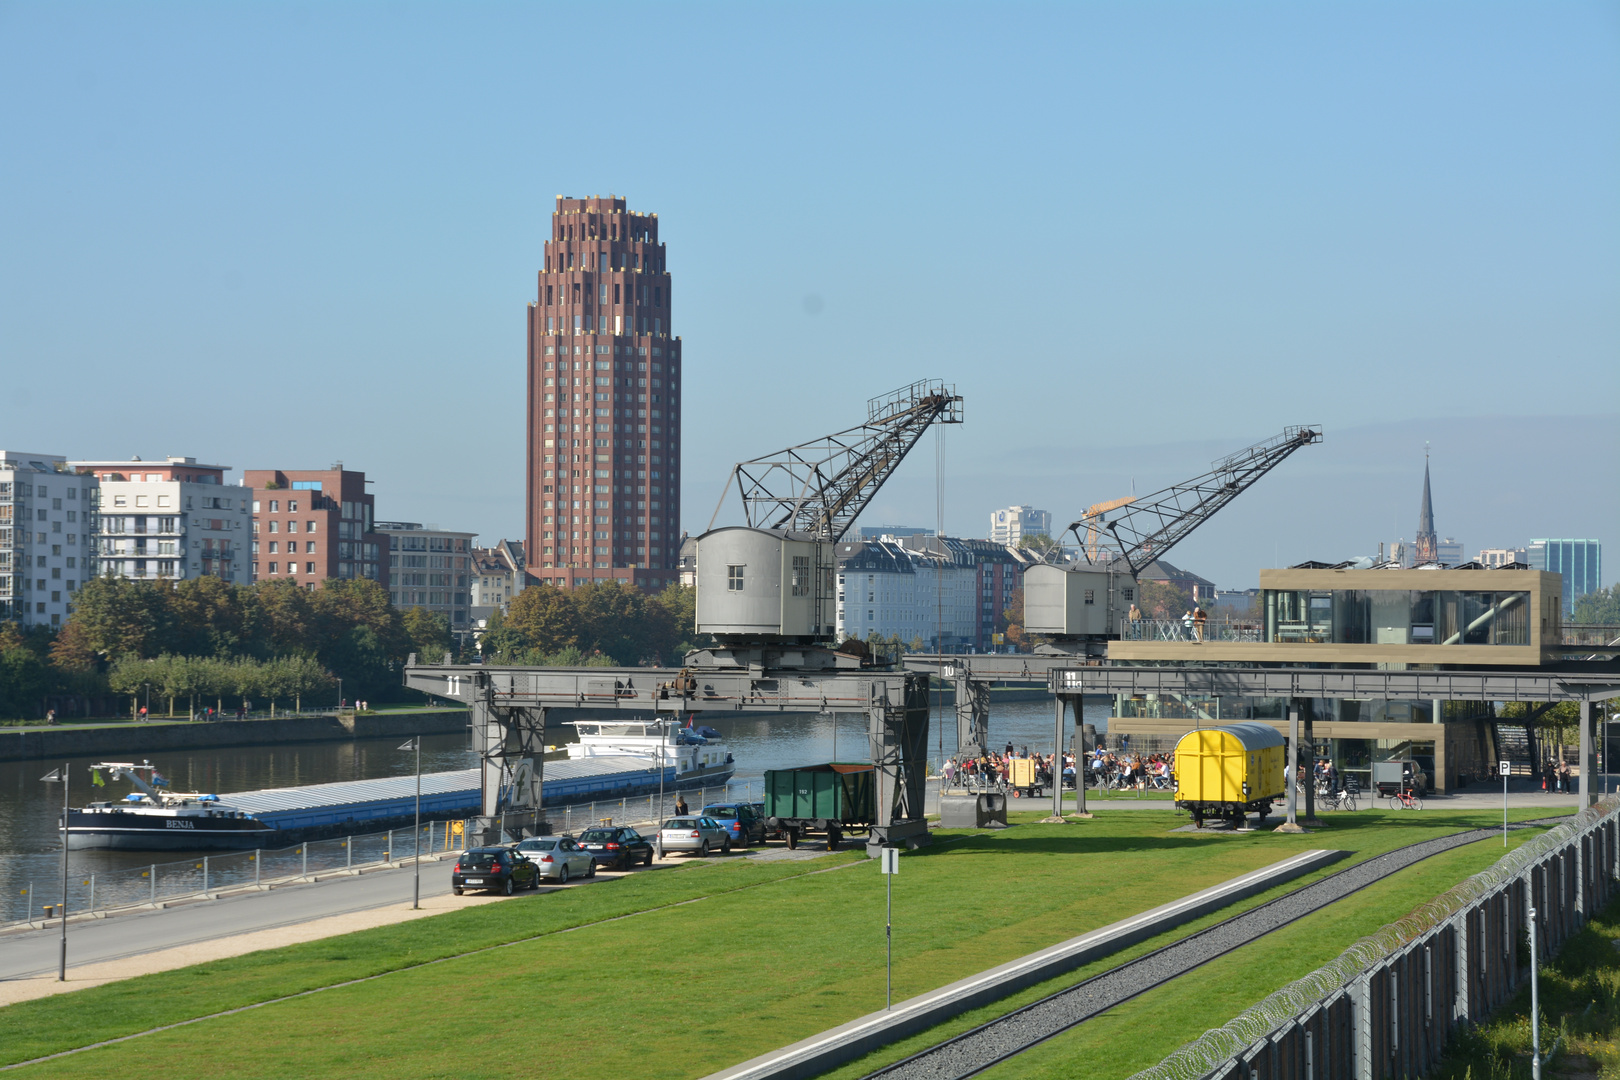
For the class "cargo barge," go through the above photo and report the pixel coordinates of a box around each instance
[66,726,736,851]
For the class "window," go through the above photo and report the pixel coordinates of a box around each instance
[727,565,744,592]
[791,555,810,597]
[307,521,318,533]
[1084,589,1095,605]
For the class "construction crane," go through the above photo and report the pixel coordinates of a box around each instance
[1066,425,1322,576]
[693,379,963,663]
[1076,495,1137,562]
[706,379,964,542]
[1024,425,1321,649]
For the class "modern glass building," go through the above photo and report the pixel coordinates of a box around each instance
[1527,539,1601,615]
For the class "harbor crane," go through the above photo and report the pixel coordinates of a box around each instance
[693,379,963,665]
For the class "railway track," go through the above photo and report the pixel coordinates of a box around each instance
[862,819,1562,1080]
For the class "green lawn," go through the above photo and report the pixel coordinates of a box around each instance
[0,808,1568,1079]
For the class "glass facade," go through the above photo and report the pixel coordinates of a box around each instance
[1528,539,1601,615]
[1262,588,1530,646]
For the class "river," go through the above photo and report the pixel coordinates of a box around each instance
[0,698,1107,915]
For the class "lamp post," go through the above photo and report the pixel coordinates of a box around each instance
[400,738,421,909]
[337,677,344,713]
[40,764,69,981]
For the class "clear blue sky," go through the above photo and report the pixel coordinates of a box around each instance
[3,1,1615,588]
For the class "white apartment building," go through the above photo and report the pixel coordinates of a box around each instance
[378,522,477,633]
[0,451,98,628]
[470,539,526,616]
[988,505,1051,546]
[1477,547,1529,569]
[73,457,250,583]
[834,538,977,649]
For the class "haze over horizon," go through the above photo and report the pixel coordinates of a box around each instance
[3,2,1614,589]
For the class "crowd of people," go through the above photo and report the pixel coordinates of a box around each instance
[939,744,1177,791]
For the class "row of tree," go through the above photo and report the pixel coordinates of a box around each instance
[480,581,704,667]
[106,654,334,716]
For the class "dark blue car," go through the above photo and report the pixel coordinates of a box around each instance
[701,803,766,846]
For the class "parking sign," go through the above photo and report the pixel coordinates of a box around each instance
[1500,761,1511,777]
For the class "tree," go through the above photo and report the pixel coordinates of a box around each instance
[576,581,649,665]
[506,584,582,657]
[0,623,49,720]
[1022,533,1064,559]
[645,583,704,664]
[68,577,174,659]
[478,608,525,663]
[1137,580,1193,620]
[999,587,1027,652]
[402,607,453,664]
[169,577,252,658]
[250,580,315,659]
[1572,585,1620,626]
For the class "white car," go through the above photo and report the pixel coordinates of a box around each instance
[659,816,731,857]
[513,836,597,883]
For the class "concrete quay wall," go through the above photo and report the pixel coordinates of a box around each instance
[0,710,469,762]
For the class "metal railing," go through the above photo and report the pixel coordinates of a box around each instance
[1121,618,1262,643]
[5,779,770,932]
[1132,796,1620,1080]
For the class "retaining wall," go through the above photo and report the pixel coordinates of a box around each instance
[0,710,469,762]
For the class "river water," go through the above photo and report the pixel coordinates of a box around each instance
[0,698,1106,917]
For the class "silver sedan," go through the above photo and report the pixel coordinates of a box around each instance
[659,816,731,857]
[513,836,597,882]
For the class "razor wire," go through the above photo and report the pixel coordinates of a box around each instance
[1130,797,1620,1080]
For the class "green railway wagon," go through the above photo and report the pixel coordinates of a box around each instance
[763,762,875,851]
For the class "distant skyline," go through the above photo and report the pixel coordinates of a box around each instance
[3,3,1615,589]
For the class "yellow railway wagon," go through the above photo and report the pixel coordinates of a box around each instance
[1173,723,1286,828]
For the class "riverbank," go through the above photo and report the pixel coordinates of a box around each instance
[0,708,469,762]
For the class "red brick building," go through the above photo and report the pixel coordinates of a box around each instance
[243,467,387,590]
[525,195,682,591]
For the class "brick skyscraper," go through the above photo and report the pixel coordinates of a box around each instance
[526,195,682,590]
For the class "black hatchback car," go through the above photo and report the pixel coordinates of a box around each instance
[576,826,655,870]
[452,847,540,895]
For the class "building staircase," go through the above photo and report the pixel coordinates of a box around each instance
[1492,722,1539,778]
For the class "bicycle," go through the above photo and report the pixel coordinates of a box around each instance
[1386,787,1423,811]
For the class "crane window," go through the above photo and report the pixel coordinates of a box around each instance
[1084,590,1095,605]
[791,556,810,596]
[727,565,744,592]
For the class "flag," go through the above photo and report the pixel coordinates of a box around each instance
[92,768,105,788]
[152,772,169,788]
[39,768,62,783]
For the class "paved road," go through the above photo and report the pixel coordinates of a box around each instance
[0,861,463,982]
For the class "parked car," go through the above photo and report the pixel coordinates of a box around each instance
[512,836,597,883]
[452,847,541,895]
[701,803,766,846]
[659,816,731,857]
[576,826,655,870]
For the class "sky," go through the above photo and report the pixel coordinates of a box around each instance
[2,1,1615,589]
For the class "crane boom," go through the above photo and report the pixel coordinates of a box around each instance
[1068,425,1322,575]
[708,379,963,542]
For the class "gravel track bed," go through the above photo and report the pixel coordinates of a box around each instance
[866,819,1562,1080]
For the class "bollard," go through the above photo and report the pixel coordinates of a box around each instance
[346,836,352,870]
[150,865,156,905]
[88,875,95,916]
[301,845,307,879]
[254,851,260,887]
[203,856,210,896]
[25,883,32,927]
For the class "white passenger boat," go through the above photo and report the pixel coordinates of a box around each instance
[564,717,735,790]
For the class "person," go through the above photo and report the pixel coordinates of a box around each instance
[1127,603,1142,637]
[45,708,55,725]
[1192,605,1208,642]
[138,705,147,723]
[1181,611,1195,640]
[1558,760,1571,794]
[236,704,245,720]
[675,795,689,816]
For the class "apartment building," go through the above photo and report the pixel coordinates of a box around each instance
[526,194,682,591]
[0,451,97,627]
[72,456,249,583]
[378,522,477,632]
[243,467,386,590]
[470,539,526,616]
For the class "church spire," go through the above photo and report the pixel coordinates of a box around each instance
[1415,444,1437,564]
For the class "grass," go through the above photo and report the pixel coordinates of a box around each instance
[0,807,1569,1078]
[1424,893,1620,1080]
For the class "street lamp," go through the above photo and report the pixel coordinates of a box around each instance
[337,677,344,712]
[399,737,422,909]
[40,764,69,981]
